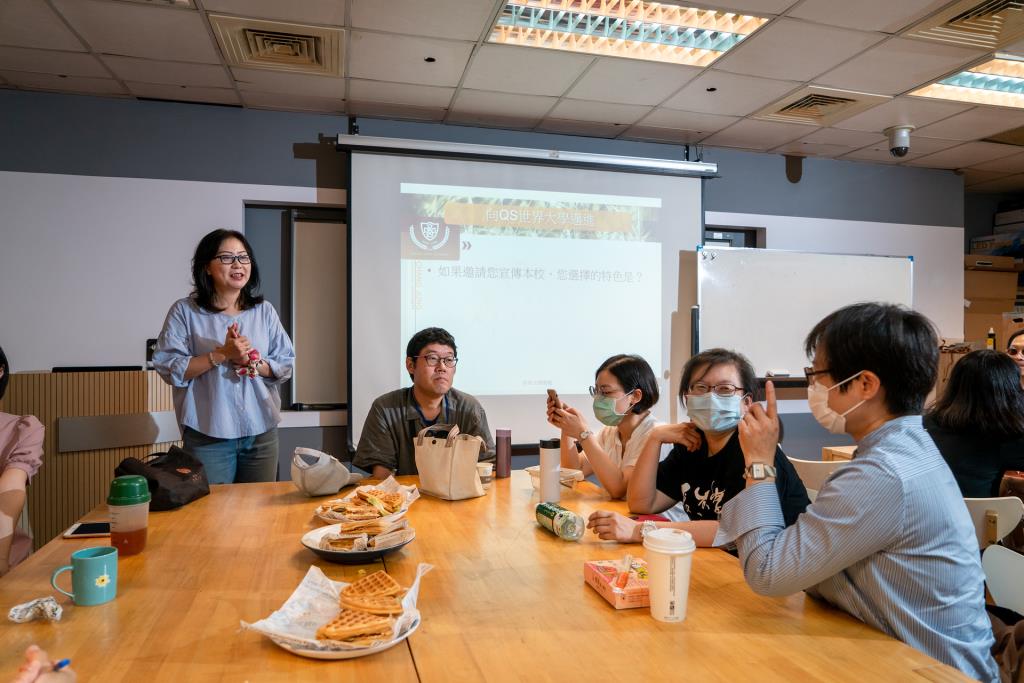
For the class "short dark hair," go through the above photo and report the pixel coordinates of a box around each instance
[928,350,1024,437]
[0,344,8,402]
[190,229,264,313]
[804,303,938,416]
[1008,328,1024,350]
[678,348,759,404]
[406,327,457,380]
[596,354,659,414]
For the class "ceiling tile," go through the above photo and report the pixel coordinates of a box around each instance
[771,140,853,157]
[661,69,799,116]
[51,0,220,63]
[446,111,541,130]
[838,136,961,163]
[620,126,708,144]
[536,118,626,138]
[547,99,651,125]
[200,0,346,26]
[348,31,473,88]
[969,151,1024,173]
[0,70,126,95]
[126,82,240,105]
[835,96,970,132]
[788,0,950,33]
[462,44,593,96]
[567,58,701,106]
[712,18,884,81]
[798,128,885,146]
[231,67,344,98]
[966,174,1024,193]
[0,0,85,51]
[449,89,556,119]
[916,107,1024,141]
[702,119,812,151]
[0,47,107,77]
[349,100,445,122]
[102,56,230,87]
[348,79,454,108]
[905,141,1024,169]
[351,0,494,41]
[962,169,1009,186]
[638,108,739,133]
[241,90,345,113]
[815,38,983,96]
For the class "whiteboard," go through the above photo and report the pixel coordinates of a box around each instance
[697,247,913,377]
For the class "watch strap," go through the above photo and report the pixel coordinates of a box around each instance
[744,462,777,479]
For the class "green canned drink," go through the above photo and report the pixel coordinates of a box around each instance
[535,502,584,541]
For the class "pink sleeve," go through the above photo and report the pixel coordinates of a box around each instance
[4,415,44,479]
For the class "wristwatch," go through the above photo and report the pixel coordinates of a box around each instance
[578,430,593,442]
[744,462,777,480]
[640,520,658,540]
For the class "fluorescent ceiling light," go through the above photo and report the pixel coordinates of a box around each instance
[487,0,769,67]
[910,55,1024,109]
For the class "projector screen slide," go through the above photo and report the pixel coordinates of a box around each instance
[350,152,703,447]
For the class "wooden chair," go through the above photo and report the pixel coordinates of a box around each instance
[785,456,849,502]
[982,544,1024,616]
[963,497,1024,550]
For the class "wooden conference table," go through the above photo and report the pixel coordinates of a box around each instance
[0,471,969,682]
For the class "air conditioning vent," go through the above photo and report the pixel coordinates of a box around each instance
[209,15,343,76]
[752,87,890,126]
[904,0,1024,50]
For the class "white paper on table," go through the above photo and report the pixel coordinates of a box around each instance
[241,562,433,651]
[316,476,421,521]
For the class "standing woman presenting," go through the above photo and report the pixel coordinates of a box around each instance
[154,229,294,484]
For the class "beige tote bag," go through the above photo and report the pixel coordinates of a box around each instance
[414,424,486,501]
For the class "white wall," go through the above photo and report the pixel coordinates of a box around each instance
[706,211,964,340]
[0,171,316,371]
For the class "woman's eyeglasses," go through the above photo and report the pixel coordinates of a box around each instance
[687,382,744,397]
[214,254,251,265]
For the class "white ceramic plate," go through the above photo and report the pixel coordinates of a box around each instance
[269,617,420,660]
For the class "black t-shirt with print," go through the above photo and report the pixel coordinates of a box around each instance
[655,429,809,526]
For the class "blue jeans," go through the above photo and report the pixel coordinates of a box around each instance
[182,427,279,484]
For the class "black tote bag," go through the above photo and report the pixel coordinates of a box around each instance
[115,445,210,511]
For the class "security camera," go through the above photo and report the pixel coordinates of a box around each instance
[884,126,914,158]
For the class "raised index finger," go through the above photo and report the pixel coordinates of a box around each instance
[764,380,777,420]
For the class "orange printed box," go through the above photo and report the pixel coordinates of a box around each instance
[584,559,649,609]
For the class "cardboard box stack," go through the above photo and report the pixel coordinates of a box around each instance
[964,255,1021,347]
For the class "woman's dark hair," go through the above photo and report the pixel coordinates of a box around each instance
[678,348,758,403]
[928,350,1024,437]
[805,303,937,416]
[595,354,659,414]
[1008,328,1024,350]
[0,345,8,402]
[190,229,264,313]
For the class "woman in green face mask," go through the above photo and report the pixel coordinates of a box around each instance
[546,354,665,500]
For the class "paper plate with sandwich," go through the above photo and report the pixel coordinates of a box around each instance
[243,565,432,659]
[315,477,419,525]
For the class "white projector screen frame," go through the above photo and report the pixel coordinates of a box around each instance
[347,146,710,449]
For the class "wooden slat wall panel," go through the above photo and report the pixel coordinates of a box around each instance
[1,371,178,550]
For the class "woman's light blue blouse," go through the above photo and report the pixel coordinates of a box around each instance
[154,298,295,439]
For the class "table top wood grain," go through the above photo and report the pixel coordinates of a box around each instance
[0,471,970,681]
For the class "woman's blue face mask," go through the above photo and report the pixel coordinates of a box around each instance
[685,393,744,433]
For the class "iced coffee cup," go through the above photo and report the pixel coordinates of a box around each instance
[643,528,696,622]
[108,475,152,556]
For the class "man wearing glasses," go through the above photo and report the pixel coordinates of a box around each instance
[354,327,494,479]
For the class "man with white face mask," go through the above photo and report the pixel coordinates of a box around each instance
[714,303,998,683]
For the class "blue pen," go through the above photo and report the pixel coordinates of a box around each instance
[53,659,71,672]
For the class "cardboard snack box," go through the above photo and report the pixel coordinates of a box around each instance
[584,558,649,609]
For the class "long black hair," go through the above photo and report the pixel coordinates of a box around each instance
[0,344,8,402]
[190,229,264,313]
[928,349,1024,437]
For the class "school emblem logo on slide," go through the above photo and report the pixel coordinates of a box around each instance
[401,218,459,260]
[410,221,449,250]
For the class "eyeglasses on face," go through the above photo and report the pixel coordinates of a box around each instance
[414,354,458,368]
[804,366,832,379]
[688,382,744,397]
[214,253,251,265]
[588,385,635,398]
[1008,348,1024,358]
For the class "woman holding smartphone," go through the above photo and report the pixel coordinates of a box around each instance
[547,354,678,499]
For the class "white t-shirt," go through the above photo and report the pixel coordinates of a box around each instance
[590,413,659,471]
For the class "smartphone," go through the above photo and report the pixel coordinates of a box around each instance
[546,388,559,404]
[63,522,111,539]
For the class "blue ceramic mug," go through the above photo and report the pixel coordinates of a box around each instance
[51,546,118,606]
